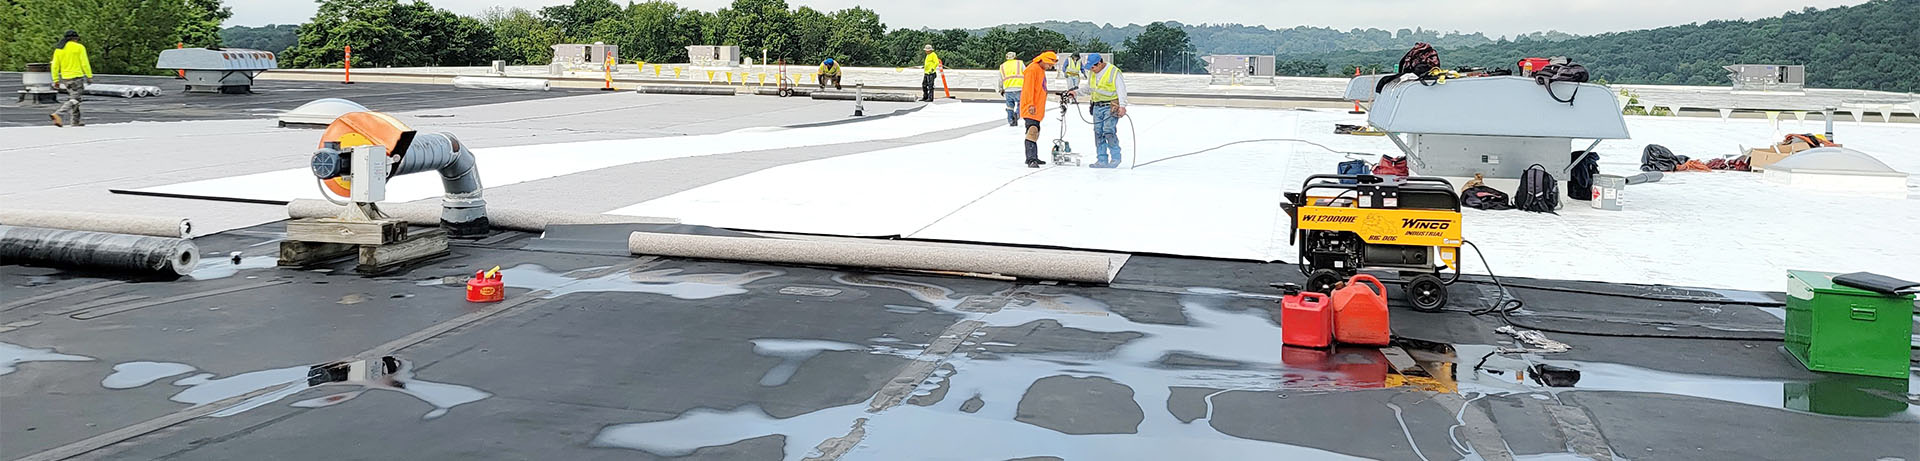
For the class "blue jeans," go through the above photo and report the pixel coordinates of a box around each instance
[1003,90,1021,125]
[1092,104,1122,165]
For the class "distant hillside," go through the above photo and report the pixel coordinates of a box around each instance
[221,24,297,54]
[978,20,1576,55]
[1276,0,1920,92]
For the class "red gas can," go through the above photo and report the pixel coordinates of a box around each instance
[465,266,504,303]
[1278,284,1334,348]
[1332,274,1392,346]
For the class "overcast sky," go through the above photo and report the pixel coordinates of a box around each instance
[231,0,1865,37]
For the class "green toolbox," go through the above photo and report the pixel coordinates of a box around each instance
[1784,270,1915,378]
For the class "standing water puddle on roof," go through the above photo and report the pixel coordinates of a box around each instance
[95,356,490,419]
[1451,342,1917,419]
[594,280,1412,460]
[0,341,94,375]
[481,263,781,300]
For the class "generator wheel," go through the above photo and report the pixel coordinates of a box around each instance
[1406,275,1447,312]
[1306,269,1343,294]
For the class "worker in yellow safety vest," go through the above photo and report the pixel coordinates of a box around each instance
[818,58,842,90]
[1059,52,1083,95]
[49,30,92,127]
[1084,54,1129,168]
[920,44,942,102]
[998,52,1024,127]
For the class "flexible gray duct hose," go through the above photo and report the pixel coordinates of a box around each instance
[0,225,199,277]
[393,133,489,237]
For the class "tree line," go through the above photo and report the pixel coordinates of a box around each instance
[273,0,1199,73]
[1,0,230,75]
[1270,0,1920,92]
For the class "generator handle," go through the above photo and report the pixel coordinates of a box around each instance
[1299,174,1455,190]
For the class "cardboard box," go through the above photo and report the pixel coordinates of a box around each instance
[1747,139,1814,171]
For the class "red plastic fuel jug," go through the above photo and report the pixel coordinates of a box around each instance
[1278,283,1334,348]
[466,266,504,303]
[1332,274,1391,346]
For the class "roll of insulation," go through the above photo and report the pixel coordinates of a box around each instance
[451,76,550,91]
[286,199,676,232]
[627,232,1116,283]
[0,209,191,238]
[0,225,200,277]
[635,85,737,96]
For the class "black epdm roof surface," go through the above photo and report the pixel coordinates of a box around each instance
[2,221,1915,461]
[2,72,594,127]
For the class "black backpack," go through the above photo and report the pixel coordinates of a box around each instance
[1461,185,1514,210]
[1534,62,1589,104]
[1515,164,1559,214]
[1566,151,1599,201]
[1374,43,1440,93]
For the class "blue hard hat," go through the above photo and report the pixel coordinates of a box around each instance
[824,58,834,65]
[1082,53,1102,71]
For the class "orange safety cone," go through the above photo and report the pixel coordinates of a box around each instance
[1348,67,1365,114]
[466,266,504,303]
[601,50,615,91]
[342,45,353,84]
[939,68,954,99]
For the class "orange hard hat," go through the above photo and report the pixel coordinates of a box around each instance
[1034,51,1058,64]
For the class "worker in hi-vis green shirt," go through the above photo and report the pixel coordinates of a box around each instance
[49,30,93,127]
[919,44,942,102]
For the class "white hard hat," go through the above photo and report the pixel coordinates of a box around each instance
[923,44,934,52]
[1006,52,1017,60]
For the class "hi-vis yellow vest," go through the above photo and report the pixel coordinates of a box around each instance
[1090,65,1120,103]
[1000,60,1024,90]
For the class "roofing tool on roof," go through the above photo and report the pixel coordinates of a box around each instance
[285,111,487,273]
[0,225,199,277]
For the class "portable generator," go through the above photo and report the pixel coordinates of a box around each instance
[1280,174,1462,311]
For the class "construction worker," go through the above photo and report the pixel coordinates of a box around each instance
[1083,54,1129,168]
[818,58,842,90]
[920,44,942,102]
[998,52,1023,127]
[1059,52,1083,94]
[48,30,92,127]
[1018,51,1061,168]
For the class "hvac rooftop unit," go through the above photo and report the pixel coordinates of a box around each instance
[686,45,741,68]
[1368,76,1629,179]
[1725,64,1806,93]
[156,47,277,94]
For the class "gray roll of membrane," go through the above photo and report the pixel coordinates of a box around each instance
[0,209,192,238]
[286,199,677,233]
[0,225,200,277]
[635,85,737,96]
[627,232,1115,283]
[810,90,918,102]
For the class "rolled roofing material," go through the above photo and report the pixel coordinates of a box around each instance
[636,85,737,96]
[627,232,1116,283]
[0,225,199,277]
[84,83,163,98]
[811,90,917,102]
[287,199,677,233]
[0,209,191,238]
[451,76,550,91]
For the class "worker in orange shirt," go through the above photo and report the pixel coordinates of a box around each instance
[1018,51,1061,168]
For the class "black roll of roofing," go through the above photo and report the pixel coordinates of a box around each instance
[0,225,200,277]
[635,85,737,96]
